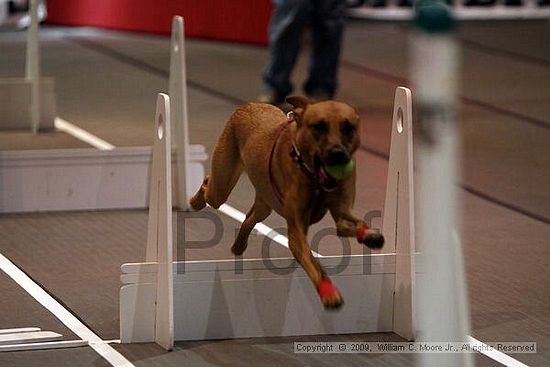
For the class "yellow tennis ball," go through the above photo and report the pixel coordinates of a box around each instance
[325,160,355,180]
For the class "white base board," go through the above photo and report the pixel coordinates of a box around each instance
[0,331,62,345]
[0,145,207,213]
[0,327,41,335]
[0,340,88,353]
[120,254,395,342]
[0,77,56,131]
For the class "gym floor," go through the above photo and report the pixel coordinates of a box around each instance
[0,19,549,366]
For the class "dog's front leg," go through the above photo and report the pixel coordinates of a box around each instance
[285,193,343,309]
[329,199,385,250]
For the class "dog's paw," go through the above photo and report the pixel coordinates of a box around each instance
[231,242,247,256]
[357,226,385,249]
[363,233,385,249]
[318,279,344,310]
[189,192,206,211]
[189,177,209,211]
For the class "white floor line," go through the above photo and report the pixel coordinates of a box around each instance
[39,121,528,367]
[0,253,135,367]
[468,336,531,367]
[54,117,115,150]
[218,203,323,258]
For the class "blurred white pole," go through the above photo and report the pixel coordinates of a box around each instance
[0,1,8,26]
[412,1,473,367]
[169,16,190,211]
[26,0,40,134]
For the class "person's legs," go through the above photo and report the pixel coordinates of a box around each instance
[304,0,346,100]
[261,0,312,103]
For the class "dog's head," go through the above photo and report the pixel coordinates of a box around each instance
[286,96,360,171]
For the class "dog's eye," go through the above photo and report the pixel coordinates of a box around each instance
[342,120,356,137]
[311,122,328,134]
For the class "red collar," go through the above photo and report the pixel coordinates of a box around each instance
[268,112,337,204]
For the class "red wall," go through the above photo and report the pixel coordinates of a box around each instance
[46,0,272,44]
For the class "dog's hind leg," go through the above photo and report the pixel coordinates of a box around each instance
[189,176,209,210]
[190,124,243,210]
[231,196,272,256]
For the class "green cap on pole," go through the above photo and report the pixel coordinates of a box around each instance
[414,0,455,33]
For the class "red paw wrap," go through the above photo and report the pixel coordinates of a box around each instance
[317,278,338,299]
[357,224,370,242]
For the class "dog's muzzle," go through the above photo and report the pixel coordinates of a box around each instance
[324,146,350,166]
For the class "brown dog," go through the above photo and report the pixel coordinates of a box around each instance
[190,96,384,309]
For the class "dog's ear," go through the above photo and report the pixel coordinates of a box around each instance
[285,96,310,123]
[286,95,310,109]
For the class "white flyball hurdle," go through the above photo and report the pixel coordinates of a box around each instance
[119,20,416,346]
[0,0,56,132]
[0,15,207,214]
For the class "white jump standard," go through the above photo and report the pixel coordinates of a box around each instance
[0,0,56,132]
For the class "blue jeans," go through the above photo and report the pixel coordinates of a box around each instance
[262,0,346,99]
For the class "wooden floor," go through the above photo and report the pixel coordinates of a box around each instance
[0,19,549,366]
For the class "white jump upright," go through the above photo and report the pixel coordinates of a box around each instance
[119,86,416,348]
[120,93,174,350]
[26,0,40,133]
[169,16,191,210]
[0,0,56,131]
[382,86,415,341]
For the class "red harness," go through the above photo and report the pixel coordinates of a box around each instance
[267,115,293,204]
